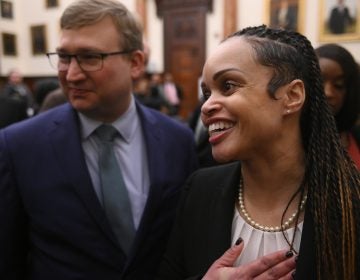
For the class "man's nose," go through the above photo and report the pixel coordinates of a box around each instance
[66,57,86,81]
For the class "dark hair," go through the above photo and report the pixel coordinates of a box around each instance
[227,25,360,279]
[315,43,360,132]
[34,78,59,106]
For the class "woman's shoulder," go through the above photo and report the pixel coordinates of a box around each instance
[192,161,240,179]
[184,161,241,196]
[179,161,241,215]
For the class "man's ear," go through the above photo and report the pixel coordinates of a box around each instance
[283,79,306,115]
[130,50,145,79]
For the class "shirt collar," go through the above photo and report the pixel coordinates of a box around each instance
[78,95,138,143]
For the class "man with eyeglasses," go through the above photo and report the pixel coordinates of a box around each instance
[0,0,198,279]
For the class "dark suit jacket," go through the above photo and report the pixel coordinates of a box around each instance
[158,162,316,280]
[0,102,198,280]
[0,96,27,128]
[187,104,218,168]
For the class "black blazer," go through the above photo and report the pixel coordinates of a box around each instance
[0,102,198,280]
[158,161,316,280]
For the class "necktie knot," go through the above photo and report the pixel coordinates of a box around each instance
[96,124,118,142]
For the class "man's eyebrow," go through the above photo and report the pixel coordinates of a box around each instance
[55,48,101,53]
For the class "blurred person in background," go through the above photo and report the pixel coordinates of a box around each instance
[0,95,28,128]
[315,43,360,169]
[1,68,36,117]
[38,87,68,113]
[162,72,183,118]
[33,77,60,113]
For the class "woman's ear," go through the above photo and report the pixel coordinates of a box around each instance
[130,50,145,79]
[283,79,306,115]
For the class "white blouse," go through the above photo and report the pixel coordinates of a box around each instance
[231,208,303,266]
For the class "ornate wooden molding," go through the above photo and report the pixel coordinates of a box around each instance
[223,0,237,38]
[155,0,213,17]
[136,0,147,37]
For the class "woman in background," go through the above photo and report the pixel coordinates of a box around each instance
[315,43,360,169]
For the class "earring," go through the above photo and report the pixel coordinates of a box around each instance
[286,109,291,114]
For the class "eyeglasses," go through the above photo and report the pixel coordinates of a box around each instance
[46,50,134,72]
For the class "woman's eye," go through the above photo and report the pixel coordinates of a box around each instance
[223,81,237,91]
[333,82,345,91]
[201,91,211,101]
[200,85,211,101]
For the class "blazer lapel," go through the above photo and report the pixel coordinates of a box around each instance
[206,162,241,259]
[49,105,121,249]
[295,201,316,279]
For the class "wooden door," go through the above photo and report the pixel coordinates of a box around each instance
[156,0,212,120]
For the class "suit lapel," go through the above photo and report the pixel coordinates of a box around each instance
[49,105,121,249]
[206,162,241,260]
[126,103,162,260]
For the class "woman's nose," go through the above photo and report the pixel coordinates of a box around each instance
[323,81,334,99]
[201,98,221,116]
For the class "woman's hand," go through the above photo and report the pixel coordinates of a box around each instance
[203,238,296,280]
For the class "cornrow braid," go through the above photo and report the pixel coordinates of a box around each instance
[227,25,360,279]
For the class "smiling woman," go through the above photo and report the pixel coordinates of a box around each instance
[158,25,360,280]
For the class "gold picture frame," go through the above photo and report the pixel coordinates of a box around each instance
[319,0,360,42]
[264,0,305,34]
[31,25,48,55]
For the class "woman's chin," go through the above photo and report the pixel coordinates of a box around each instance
[212,151,234,164]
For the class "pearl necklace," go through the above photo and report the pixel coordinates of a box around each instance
[238,179,307,232]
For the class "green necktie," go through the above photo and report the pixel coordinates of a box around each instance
[96,124,135,254]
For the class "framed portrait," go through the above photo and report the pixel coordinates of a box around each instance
[319,0,360,41]
[46,0,58,8]
[264,0,305,33]
[1,0,13,19]
[2,33,17,56]
[31,25,48,55]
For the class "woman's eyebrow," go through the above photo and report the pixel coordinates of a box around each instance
[213,68,243,81]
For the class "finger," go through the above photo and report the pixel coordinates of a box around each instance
[215,237,244,267]
[202,238,245,280]
[238,250,295,278]
[255,256,296,280]
[278,269,296,280]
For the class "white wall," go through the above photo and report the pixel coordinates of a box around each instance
[0,0,359,77]
[145,0,163,73]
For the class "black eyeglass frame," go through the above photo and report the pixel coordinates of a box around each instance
[46,50,134,72]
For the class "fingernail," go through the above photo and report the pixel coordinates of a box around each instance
[285,250,294,258]
[235,237,243,245]
[292,270,296,279]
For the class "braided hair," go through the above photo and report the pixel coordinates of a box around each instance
[227,25,360,279]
